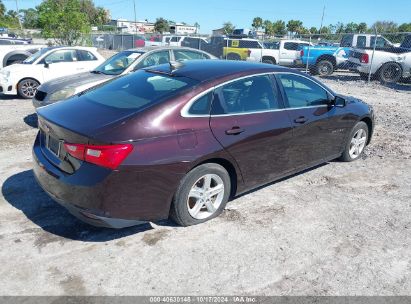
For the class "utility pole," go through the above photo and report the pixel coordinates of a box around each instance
[133,0,137,33]
[319,5,325,34]
[15,0,23,31]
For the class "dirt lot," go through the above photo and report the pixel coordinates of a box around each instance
[0,73,410,296]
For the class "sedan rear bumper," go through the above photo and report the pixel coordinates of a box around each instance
[32,132,183,228]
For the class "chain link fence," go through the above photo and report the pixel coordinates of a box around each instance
[87,31,411,85]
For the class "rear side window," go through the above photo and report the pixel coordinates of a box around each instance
[284,42,299,50]
[77,50,97,61]
[188,92,213,115]
[212,75,280,115]
[81,71,199,110]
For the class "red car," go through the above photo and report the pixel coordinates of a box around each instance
[33,60,374,228]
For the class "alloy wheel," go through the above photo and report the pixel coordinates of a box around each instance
[349,129,367,159]
[187,174,225,220]
[20,80,38,98]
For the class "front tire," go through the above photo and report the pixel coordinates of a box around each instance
[170,163,231,226]
[17,78,39,99]
[340,121,369,162]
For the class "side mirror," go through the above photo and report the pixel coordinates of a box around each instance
[329,95,346,108]
[44,60,50,68]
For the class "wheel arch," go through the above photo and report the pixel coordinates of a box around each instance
[3,50,32,67]
[360,116,373,145]
[375,61,403,80]
[194,157,239,198]
[262,56,276,64]
[316,54,337,67]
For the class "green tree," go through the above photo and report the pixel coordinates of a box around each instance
[222,21,235,35]
[252,17,263,31]
[0,0,5,17]
[272,20,286,36]
[20,8,39,28]
[38,0,90,46]
[79,0,109,25]
[287,20,303,35]
[309,26,317,34]
[372,21,398,33]
[344,22,358,33]
[357,22,367,33]
[398,23,411,32]
[263,20,273,35]
[154,17,169,34]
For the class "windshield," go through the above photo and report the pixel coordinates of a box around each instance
[81,70,199,111]
[93,51,143,75]
[22,48,49,64]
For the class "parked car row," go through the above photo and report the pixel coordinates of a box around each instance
[296,33,411,83]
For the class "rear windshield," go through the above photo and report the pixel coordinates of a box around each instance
[81,71,199,110]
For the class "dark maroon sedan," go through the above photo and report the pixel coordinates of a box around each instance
[33,60,374,228]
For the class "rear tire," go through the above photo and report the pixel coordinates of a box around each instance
[262,57,276,65]
[226,53,241,61]
[378,62,402,84]
[316,60,334,76]
[170,163,231,226]
[340,121,369,162]
[17,78,39,99]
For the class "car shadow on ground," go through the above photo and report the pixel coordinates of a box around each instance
[0,95,19,100]
[2,169,155,242]
[23,113,38,128]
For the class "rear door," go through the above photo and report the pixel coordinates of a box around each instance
[279,42,300,65]
[209,74,294,188]
[275,73,349,169]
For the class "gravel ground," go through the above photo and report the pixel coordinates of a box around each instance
[0,72,410,296]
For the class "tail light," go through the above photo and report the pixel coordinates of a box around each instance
[360,53,369,64]
[64,143,133,170]
[300,49,304,57]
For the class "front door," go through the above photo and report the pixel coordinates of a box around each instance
[40,49,81,82]
[275,73,349,170]
[210,74,294,189]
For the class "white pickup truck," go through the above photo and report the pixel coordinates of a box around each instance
[348,35,411,83]
[236,38,312,65]
[0,44,45,68]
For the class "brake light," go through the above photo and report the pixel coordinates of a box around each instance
[300,49,304,57]
[360,53,369,64]
[64,143,133,169]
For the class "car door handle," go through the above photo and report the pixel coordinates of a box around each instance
[294,116,308,124]
[225,126,245,135]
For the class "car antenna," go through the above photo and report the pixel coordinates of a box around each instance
[169,61,184,71]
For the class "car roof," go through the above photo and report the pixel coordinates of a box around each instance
[127,46,211,53]
[145,60,290,82]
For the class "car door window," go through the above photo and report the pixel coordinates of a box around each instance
[284,42,299,50]
[174,50,209,61]
[212,75,280,115]
[137,51,170,68]
[43,50,78,63]
[371,37,389,48]
[277,74,329,108]
[357,36,366,48]
[77,50,97,61]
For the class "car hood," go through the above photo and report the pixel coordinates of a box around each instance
[39,71,114,94]
[0,63,31,73]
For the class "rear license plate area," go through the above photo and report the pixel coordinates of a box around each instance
[46,135,61,157]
